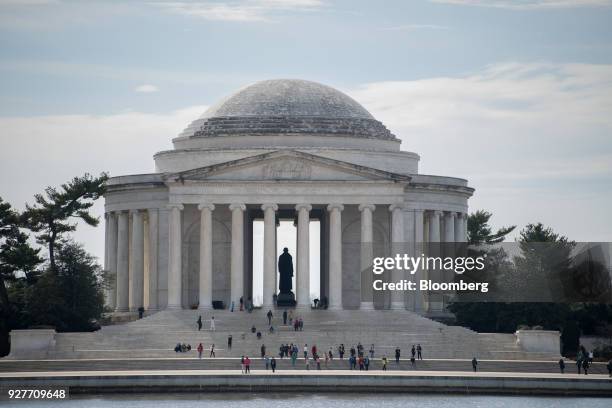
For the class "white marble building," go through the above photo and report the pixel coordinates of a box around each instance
[103,79,473,315]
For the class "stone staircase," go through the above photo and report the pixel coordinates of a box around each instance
[47,309,559,361]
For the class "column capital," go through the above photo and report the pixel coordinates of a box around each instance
[229,203,246,212]
[295,203,312,212]
[129,208,144,215]
[430,210,443,217]
[198,203,216,211]
[444,210,456,218]
[456,211,466,219]
[358,204,376,212]
[388,204,405,212]
[167,203,184,211]
[261,203,278,212]
[327,203,344,212]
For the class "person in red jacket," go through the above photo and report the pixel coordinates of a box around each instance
[197,343,203,359]
[311,344,317,358]
[244,356,251,374]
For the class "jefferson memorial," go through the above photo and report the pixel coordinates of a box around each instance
[103,79,473,315]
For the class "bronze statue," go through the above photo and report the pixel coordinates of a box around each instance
[277,247,296,306]
[278,247,294,293]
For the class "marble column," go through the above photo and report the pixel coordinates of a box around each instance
[106,213,118,310]
[359,204,375,310]
[296,204,312,309]
[390,204,405,310]
[463,214,469,242]
[428,210,442,311]
[198,204,215,310]
[229,203,246,310]
[130,210,145,311]
[327,203,344,310]
[115,211,129,312]
[167,204,183,310]
[414,209,425,312]
[147,208,159,310]
[444,211,455,243]
[454,212,464,243]
[429,211,441,243]
[262,203,278,308]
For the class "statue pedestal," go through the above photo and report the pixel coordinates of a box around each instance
[276,291,296,307]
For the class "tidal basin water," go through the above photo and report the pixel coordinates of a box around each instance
[3,393,611,408]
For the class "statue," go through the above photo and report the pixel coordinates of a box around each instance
[277,247,296,307]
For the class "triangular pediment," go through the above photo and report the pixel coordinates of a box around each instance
[165,150,410,183]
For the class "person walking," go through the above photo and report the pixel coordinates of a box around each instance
[288,310,293,325]
[382,356,388,371]
[267,309,273,325]
[303,344,308,359]
[311,344,317,358]
[369,344,375,358]
[271,357,277,373]
[328,348,333,360]
[240,356,245,374]
[283,310,288,325]
[558,358,565,374]
[210,316,216,331]
[364,355,370,371]
[261,344,266,358]
[291,348,297,366]
[395,347,401,364]
[197,315,202,331]
[411,345,416,360]
[305,356,310,370]
[228,335,232,350]
[410,355,416,367]
[197,343,203,359]
[239,296,244,311]
[264,355,270,370]
[582,358,589,375]
[209,343,216,358]
[472,357,478,372]
[339,344,345,359]
[316,355,321,370]
[245,356,251,374]
[417,344,422,360]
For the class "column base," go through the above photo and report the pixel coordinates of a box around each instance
[390,302,405,310]
[166,304,183,310]
[198,305,213,311]
[114,307,129,313]
[359,301,375,310]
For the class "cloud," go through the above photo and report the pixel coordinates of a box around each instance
[380,24,450,31]
[134,84,160,93]
[0,105,207,261]
[429,0,612,10]
[348,62,612,241]
[153,0,325,22]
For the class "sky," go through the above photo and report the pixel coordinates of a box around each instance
[1,0,612,267]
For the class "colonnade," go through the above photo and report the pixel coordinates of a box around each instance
[105,204,467,312]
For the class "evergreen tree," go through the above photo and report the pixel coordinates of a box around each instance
[22,173,107,273]
[0,197,42,355]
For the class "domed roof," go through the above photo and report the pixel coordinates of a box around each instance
[177,79,398,141]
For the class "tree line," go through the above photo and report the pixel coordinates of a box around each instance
[0,173,108,356]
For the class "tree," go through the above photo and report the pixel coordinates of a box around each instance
[25,240,104,332]
[0,197,42,356]
[468,210,516,245]
[22,173,107,273]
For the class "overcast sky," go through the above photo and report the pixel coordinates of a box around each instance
[1,0,611,265]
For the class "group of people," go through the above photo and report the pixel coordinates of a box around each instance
[196,315,215,331]
[174,343,191,353]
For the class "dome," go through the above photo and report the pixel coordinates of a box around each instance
[177,79,398,142]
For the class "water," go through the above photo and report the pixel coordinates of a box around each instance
[2,393,610,408]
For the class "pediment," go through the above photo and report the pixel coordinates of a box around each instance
[165,151,410,183]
